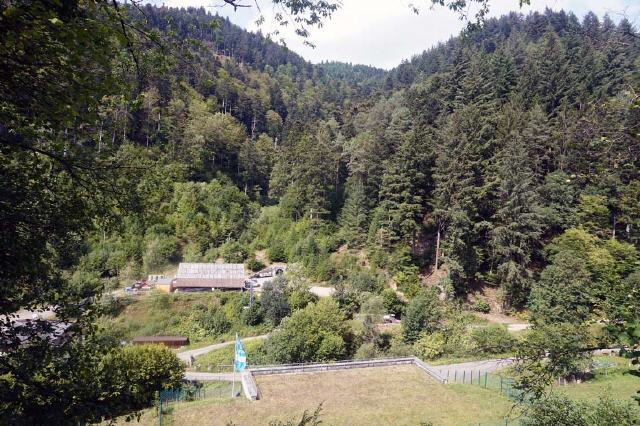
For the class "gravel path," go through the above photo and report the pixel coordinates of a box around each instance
[432,358,515,379]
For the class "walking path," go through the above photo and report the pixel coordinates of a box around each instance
[177,334,268,363]
[432,358,515,379]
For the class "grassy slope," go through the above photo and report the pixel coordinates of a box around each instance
[557,356,639,402]
[99,291,270,344]
[138,365,514,426]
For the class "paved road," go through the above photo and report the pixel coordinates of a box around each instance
[432,358,515,379]
[177,334,268,363]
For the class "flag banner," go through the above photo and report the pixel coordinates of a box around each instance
[234,334,247,371]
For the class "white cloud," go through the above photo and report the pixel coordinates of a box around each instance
[151,0,640,69]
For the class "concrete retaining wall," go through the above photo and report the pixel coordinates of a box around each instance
[241,371,259,400]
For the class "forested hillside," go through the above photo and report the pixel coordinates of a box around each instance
[76,7,639,312]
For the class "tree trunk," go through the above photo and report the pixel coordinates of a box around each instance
[435,227,441,270]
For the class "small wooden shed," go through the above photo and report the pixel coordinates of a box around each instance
[132,335,189,348]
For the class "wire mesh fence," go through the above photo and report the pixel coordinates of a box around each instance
[444,369,524,401]
[157,382,236,426]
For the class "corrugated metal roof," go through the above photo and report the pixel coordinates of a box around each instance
[177,263,245,279]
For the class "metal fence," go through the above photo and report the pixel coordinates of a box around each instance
[157,383,235,426]
[445,370,523,400]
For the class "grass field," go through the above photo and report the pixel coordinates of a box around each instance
[558,356,639,402]
[139,365,515,426]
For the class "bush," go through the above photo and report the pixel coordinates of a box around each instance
[472,299,491,313]
[264,299,351,363]
[381,288,405,317]
[393,270,422,299]
[199,307,231,336]
[142,234,180,273]
[261,277,290,325]
[402,288,442,343]
[467,325,516,355]
[354,342,378,360]
[102,344,184,410]
[349,270,382,293]
[246,257,266,272]
[287,289,318,311]
[219,241,247,263]
[414,332,446,360]
[360,295,385,319]
[268,242,287,262]
[521,394,640,426]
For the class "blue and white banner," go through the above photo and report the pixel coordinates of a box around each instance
[234,334,247,372]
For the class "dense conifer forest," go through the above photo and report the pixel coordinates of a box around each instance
[1,1,640,423]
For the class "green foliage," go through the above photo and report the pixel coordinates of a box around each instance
[402,288,442,343]
[246,257,266,272]
[219,241,248,263]
[104,344,185,409]
[414,332,446,360]
[529,251,593,326]
[394,269,422,299]
[466,325,516,355]
[514,323,591,401]
[265,299,352,363]
[522,394,640,426]
[261,277,290,326]
[381,288,405,317]
[472,299,491,313]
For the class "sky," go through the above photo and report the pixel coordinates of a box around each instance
[153,0,640,69]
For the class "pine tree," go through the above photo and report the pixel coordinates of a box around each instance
[339,178,369,246]
[433,107,489,294]
[491,107,545,309]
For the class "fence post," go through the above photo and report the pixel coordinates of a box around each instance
[484,372,487,388]
[478,370,481,384]
[500,376,503,393]
[463,370,466,384]
[454,370,457,383]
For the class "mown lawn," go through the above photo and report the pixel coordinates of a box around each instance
[138,365,515,426]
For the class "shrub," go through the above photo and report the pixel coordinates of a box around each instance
[414,332,446,360]
[402,287,442,343]
[142,234,180,273]
[264,299,351,363]
[472,299,491,313]
[219,241,247,263]
[394,270,422,299]
[287,289,318,311]
[349,270,382,293]
[243,300,264,326]
[261,277,290,325]
[467,325,516,355]
[102,344,184,411]
[360,295,385,319]
[199,307,231,336]
[268,242,287,262]
[354,342,378,360]
[381,288,405,317]
[521,394,640,426]
[246,257,266,272]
